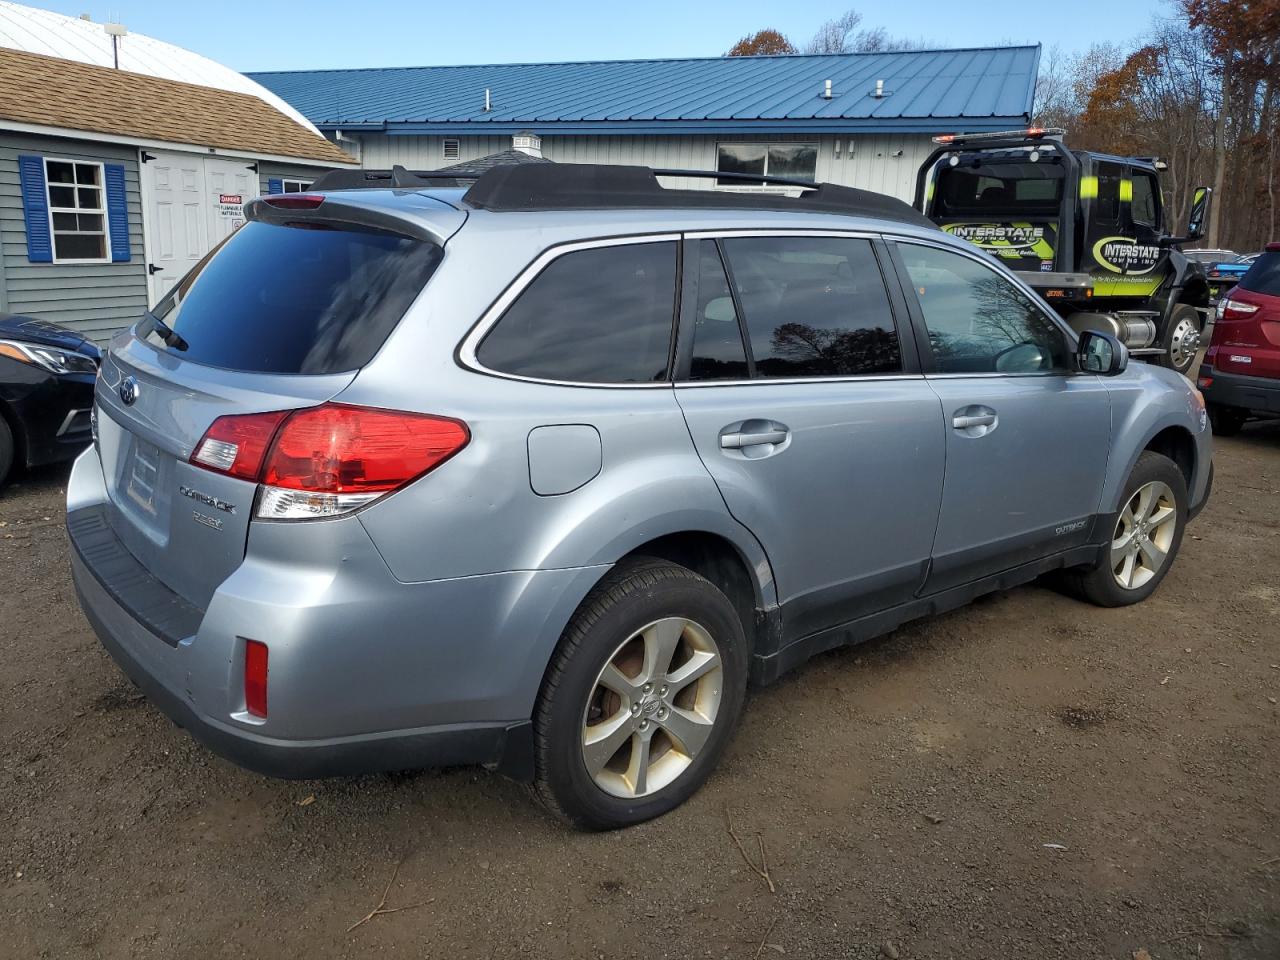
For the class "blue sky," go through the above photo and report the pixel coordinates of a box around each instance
[38,1,1168,71]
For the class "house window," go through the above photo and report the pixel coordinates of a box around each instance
[44,158,109,262]
[443,138,460,161]
[716,143,818,187]
[281,178,313,193]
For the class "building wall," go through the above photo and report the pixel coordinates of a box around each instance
[355,132,938,202]
[0,132,147,340]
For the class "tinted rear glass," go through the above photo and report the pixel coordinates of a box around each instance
[142,221,441,375]
[933,160,1064,218]
[1239,252,1280,296]
[477,241,677,383]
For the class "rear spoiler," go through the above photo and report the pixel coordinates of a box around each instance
[242,193,453,244]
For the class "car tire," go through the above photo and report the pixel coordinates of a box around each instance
[1063,451,1187,608]
[1208,403,1247,437]
[1158,304,1201,374]
[0,416,13,488]
[531,557,749,830]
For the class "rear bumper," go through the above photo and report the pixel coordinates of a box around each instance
[72,548,528,779]
[66,445,604,781]
[1201,365,1280,415]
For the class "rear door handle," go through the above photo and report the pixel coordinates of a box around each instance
[952,413,996,429]
[721,429,789,449]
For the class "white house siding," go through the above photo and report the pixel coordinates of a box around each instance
[0,132,147,340]
[354,133,938,203]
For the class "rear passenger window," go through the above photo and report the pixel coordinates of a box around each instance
[477,241,677,383]
[689,241,750,380]
[717,236,902,378]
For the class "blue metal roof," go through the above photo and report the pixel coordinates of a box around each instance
[249,46,1039,136]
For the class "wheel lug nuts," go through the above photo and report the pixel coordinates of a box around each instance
[631,703,640,715]
[659,685,668,696]
[639,720,649,731]
[642,683,653,694]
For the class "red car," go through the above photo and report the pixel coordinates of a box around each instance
[1199,242,1280,435]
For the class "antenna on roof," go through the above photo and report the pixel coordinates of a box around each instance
[103,19,128,70]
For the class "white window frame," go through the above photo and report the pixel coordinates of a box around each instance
[44,157,110,264]
[280,178,313,194]
[443,138,460,160]
[715,142,819,191]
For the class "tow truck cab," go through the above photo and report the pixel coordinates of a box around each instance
[915,129,1213,372]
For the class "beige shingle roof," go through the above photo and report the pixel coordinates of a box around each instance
[0,47,355,165]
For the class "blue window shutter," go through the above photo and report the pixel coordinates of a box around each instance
[104,163,130,262]
[17,155,52,263]
[267,177,283,194]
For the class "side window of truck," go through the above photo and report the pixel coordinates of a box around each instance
[1093,163,1124,223]
[1130,172,1160,229]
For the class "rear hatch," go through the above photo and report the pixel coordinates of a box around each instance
[1209,246,1280,379]
[93,194,461,609]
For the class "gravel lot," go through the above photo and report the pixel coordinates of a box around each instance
[2,424,1278,960]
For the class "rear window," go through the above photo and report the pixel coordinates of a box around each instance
[1239,252,1280,296]
[933,160,1064,218]
[141,221,442,375]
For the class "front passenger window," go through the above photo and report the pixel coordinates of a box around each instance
[899,244,1069,374]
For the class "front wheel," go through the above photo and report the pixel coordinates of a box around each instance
[532,558,748,830]
[1159,304,1202,375]
[1063,451,1187,607]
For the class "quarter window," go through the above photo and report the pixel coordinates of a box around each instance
[717,143,817,186]
[477,241,677,383]
[44,159,108,262]
[712,236,902,379]
[898,244,1069,374]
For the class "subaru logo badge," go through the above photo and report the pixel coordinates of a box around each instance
[118,376,139,406]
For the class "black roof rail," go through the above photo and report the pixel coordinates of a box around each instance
[459,163,935,226]
[308,164,475,191]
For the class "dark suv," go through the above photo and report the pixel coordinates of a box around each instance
[1200,242,1280,434]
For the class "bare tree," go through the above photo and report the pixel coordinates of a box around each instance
[804,10,863,54]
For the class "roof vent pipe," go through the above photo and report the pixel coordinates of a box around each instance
[873,79,887,98]
[822,79,833,100]
[484,88,491,112]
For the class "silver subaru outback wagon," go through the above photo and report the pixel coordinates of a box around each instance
[68,163,1212,829]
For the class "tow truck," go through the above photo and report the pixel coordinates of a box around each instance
[914,128,1213,373]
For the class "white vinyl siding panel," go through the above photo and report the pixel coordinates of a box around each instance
[0,132,146,342]
[354,133,937,202]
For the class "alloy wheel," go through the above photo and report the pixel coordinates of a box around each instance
[580,617,724,799]
[1111,480,1178,590]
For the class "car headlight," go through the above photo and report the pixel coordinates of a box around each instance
[0,339,98,375]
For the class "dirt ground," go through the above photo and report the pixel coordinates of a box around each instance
[2,426,1278,960]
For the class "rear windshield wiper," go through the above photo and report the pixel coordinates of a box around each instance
[148,314,188,352]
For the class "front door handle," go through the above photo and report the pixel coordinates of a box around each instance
[951,405,999,437]
[721,428,789,449]
[952,413,996,429]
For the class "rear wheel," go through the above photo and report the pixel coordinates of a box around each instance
[532,558,748,830]
[1208,403,1247,437]
[1159,304,1201,374]
[0,416,13,489]
[1063,451,1187,607]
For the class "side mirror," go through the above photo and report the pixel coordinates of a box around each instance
[1185,186,1212,241]
[1077,329,1128,376]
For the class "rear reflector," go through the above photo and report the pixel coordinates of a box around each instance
[1197,376,1213,389]
[189,402,470,519]
[245,640,269,718]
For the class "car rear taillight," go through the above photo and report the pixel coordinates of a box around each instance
[244,640,269,718]
[192,410,290,480]
[190,403,469,519]
[1220,299,1260,321]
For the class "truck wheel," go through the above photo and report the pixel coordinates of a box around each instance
[0,416,13,488]
[1208,403,1247,437]
[1062,451,1187,607]
[1159,304,1201,374]
[532,558,748,830]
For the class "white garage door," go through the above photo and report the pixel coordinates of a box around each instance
[139,151,261,305]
